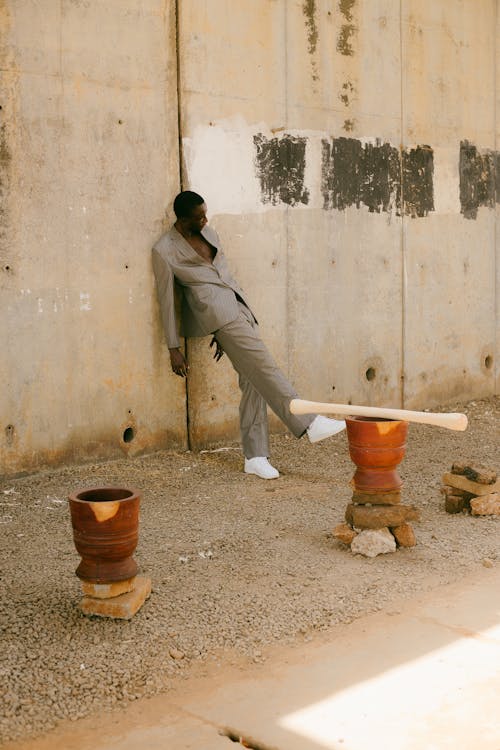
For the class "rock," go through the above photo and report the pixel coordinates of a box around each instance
[391,523,416,547]
[169,648,185,660]
[451,462,497,485]
[470,493,500,516]
[350,528,396,558]
[444,495,467,514]
[442,473,500,497]
[440,485,475,501]
[80,577,136,600]
[351,490,401,505]
[482,558,494,568]
[332,523,357,545]
[345,503,420,530]
[79,576,151,620]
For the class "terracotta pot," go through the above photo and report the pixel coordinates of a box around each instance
[68,487,140,584]
[345,417,408,493]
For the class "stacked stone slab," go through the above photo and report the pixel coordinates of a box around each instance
[79,575,152,619]
[442,462,499,515]
[333,489,420,557]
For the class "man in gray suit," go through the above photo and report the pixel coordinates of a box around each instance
[152,191,345,479]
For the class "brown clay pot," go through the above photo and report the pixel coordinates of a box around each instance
[345,417,408,492]
[68,487,140,584]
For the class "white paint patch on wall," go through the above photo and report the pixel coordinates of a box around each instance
[183,116,264,215]
[432,146,461,215]
[302,133,325,211]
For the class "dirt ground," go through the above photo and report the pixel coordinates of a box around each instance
[0,397,498,746]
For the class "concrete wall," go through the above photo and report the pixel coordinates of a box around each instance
[1,0,498,474]
[1,1,183,475]
[180,0,498,448]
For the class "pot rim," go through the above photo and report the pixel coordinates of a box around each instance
[68,486,141,504]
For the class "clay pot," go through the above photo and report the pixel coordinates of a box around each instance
[345,417,408,493]
[68,487,140,584]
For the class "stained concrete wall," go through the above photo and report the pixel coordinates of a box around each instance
[1,0,498,474]
[181,0,499,449]
[1,1,183,475]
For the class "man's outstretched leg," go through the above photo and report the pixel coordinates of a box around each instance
[215,304,345,477]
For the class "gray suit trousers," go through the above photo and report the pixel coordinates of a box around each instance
[214,303,313,458]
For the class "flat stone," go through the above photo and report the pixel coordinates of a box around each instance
[470,494,500,516]
[345,503,420,530]
[169,648,185,660]
[80,577,136,600]
[332,523,357,545]
[440,485,475,501]
[351,490,401,506]
[350,528,396,557]
[391,523,416,547]
[451,462,497,485]
[445,495,467,514]
[442,473,500,497]
[79,576,151,619]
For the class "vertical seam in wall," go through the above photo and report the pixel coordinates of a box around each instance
[495,0,498,394]
[284,0,291,379]
[399,0,406,408]
[175,0,184,188]
[174,0,191,449]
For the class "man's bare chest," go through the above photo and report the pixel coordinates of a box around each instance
[187,235,216,263]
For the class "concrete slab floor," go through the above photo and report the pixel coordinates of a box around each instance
[7,567,500,750]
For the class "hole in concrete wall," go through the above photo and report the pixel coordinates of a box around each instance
[221,728,269,748]
[127,409,132,415]
[365,367,376,381]
[484,354,493,369]
[331,385,336,391]
[3,264,11,273]
[118,119,123,124]
[5,424,15,446]
[123,427,135,443]
[124,264,129,270]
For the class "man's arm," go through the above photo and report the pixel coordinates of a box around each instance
[152,248,189,377]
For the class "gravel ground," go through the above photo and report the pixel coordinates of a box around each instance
[0,397,498,745]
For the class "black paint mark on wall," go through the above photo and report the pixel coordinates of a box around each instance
[303,0,318,55]
[459,140,496,219]
[339,0,356,21]
[402,146,434,218]
[302,0,319,83]
[339,80,355,107]
[254,134,310,207]
[321,137,434,217]
[337,0,357,56]
[321,137,400,214]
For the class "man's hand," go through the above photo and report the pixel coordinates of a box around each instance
[169,348,189,377]
[210,336,224,362]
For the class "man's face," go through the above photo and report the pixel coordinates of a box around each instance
[186,202,208,233]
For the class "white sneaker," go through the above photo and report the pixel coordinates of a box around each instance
[307,415,346,443]
[244,457,280,480]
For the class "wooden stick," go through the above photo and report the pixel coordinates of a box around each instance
[290,399,468,431]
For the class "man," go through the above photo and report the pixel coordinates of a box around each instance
[152,190,345,479]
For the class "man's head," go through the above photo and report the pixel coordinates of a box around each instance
[173,191,207,234]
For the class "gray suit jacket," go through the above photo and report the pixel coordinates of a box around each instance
[152,225,255,349]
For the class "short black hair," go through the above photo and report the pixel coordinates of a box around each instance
[173,191,205,218]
